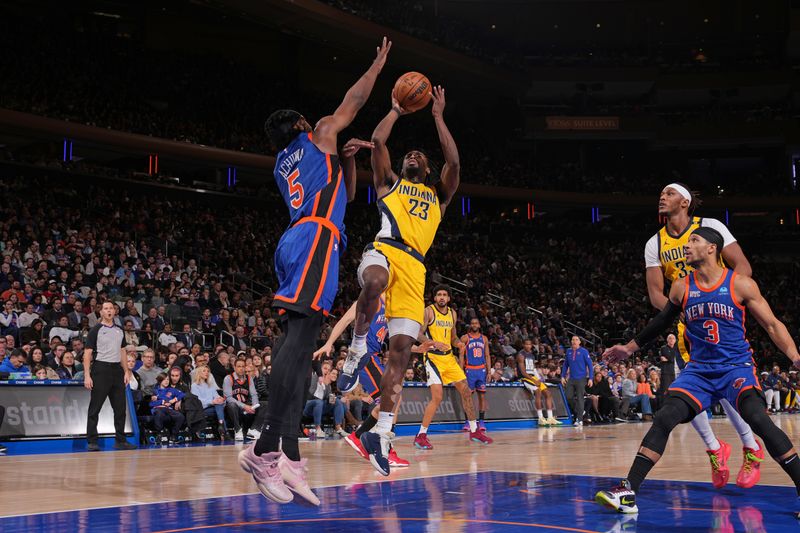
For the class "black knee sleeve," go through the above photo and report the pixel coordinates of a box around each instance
[641,396,694,455]
[739,389,794,458]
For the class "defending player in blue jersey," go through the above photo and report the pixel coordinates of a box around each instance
[596,227,800,515]
[239,37,392,507]
[459,318,491,431]
[314,296,436,469]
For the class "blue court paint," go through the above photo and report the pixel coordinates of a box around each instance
[2,471,798,532]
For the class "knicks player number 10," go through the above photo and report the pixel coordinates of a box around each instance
[408,198,430,220]
[287,169,304,209]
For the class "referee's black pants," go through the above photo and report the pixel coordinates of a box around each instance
[86,361,128,444]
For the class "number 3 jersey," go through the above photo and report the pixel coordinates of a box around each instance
[644,216,734,283]
[682,269,753,365]
[376,178,442,257]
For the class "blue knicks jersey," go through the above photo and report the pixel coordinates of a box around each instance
[465,333,487,370]
[367,296,388,355]
[274,132,347,230]
[683,269,753,365]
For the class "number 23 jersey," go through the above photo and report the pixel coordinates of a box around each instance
[644,216,735,283]
[376,178,442,257]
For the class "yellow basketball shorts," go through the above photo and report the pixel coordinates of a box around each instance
[522,376,547,393]
[359,240,426,326]
[425,352,467,386]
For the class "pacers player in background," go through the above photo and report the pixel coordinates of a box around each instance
[645,183,763,490]
[518,338,560,427]
[238,37,391,505]
[415,287,491,450]
[459,318,491,432]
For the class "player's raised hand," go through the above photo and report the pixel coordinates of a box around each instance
[431,85,446,119]
[602,344,633,364]
[373,36,392,70]
[342,138,374,158]
[313,344,333,360]
[391,92,411,116]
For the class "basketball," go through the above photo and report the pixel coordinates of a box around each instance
[393,72,432,112]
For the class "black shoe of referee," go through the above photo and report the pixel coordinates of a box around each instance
[114,441,137,450]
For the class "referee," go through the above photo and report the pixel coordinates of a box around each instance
[84,301,136,451]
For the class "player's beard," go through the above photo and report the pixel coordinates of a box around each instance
[404,165,423,181]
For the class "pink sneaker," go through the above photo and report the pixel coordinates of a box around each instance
[278,455,320,506]
[388,447,410,467]
[470,429,493,445]
[736,440,764,489]
[462,422,470,432]
[414,433,433,450]
[345,431,368,460]
[238,446,293,504]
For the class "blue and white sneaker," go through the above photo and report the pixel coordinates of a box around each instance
[360,431,393,477]
[338,346,368,393]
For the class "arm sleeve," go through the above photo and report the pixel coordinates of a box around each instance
[644,235,661,268]
[633,300,683,347]
[702,218,736,248]
[86,325,99,351]
[249,380,259,407]
[0,314,10,327]
[584,350,593,378]
[561,357,568,378]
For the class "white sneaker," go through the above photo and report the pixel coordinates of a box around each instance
[235,430,244,441]
[278,454,320,506]
[334,428,348,439]
[538,417,548,427]
[595,479,638,514]
[247,429,262,439]
[547,417,562,426]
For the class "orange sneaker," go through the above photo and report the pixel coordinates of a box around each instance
[388,447,410,467]
[736,440,764,489]
[707,439,732,489]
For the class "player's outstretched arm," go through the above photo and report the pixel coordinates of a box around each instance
[371,97,408,197]
[431,86,460,213]
[313,302,357,360]
[341,138,374,202]
[736,275,800,369]
[314,37,391,154]
[603,279,685,363]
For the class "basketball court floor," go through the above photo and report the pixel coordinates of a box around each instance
[2,418,799,531]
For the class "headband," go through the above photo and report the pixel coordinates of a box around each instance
[664,183,691,201]
[691,226,724,250]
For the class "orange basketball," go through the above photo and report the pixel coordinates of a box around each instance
[393,72,432,112]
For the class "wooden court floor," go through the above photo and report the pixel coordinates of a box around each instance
[2,417,800,518]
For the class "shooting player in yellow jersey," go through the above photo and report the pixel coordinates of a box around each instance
[345,86,489,476]
[414,286,493,450]
[644,182,764,489]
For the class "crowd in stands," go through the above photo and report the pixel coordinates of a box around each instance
[0,168,797,441]
[322,0,786,71]
[2,9,795,197]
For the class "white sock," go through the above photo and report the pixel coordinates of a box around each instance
[720,399,760,451]
[417,425,428,436]
[537,409,544,419]
[351,334,367,352]
[691,411,720,450]
[547,409,553,419]
[468,420,478,432]
[373,411,394,434]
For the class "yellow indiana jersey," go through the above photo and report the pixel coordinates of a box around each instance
[426,305,454,355]
[654,216,725,282]
[376,178,442,257]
